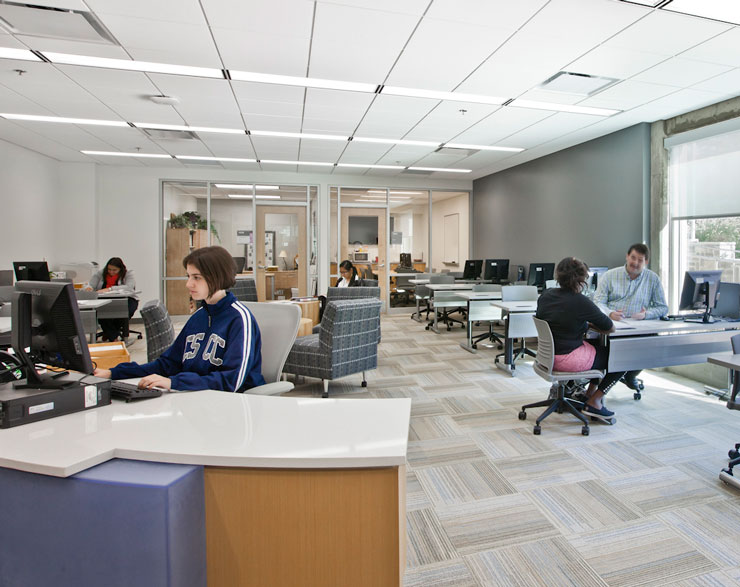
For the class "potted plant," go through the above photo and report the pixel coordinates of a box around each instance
[169,212,221,242]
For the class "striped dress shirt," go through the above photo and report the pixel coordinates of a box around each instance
[593,265,668,320]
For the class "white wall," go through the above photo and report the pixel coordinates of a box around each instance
[430,193,470,273]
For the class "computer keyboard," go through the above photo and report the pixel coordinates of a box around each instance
[110,380,164,402]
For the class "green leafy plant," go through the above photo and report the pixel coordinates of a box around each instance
[169,212,221,242]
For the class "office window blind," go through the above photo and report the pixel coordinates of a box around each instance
[668,126,740,218]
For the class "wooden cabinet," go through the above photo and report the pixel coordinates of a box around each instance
[166,228,208,315]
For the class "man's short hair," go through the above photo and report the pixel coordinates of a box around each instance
[627,243,649,260]
[183,246,236,297]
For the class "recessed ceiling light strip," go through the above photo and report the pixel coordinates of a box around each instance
[1,113,128,127]
[509,99,620,117]
[135,122,243,134]
[0,47,42,61]
[227,194,280,199]
[444,143,524,153]
[81,150,171,158]
[176,155,257,163]
[250,130,349,141]
[336,163,405,170]
[43,52,225,79]
[229,70,376,93]
[353,136,440,147]
[260,159,335,167]
[381,85,506,106]
[407,167,472,173]
[215,184,279,189]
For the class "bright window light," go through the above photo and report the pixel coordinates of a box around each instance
[367,190,423,195]
[336,163,405,170]
[175,156,257,162]
[353,136,440,148]
[250,130,349,141]
[0,47,42,61]
[134,122,244,134]
[382,85,506,106]
[43,52,224,79]
[227,194,280,199]
[662,0,740,25]
[81,150,171,158]
[509,99,620,117]
[229,70,377,93]
[407,166,472,173]
[260,160,334,167]
[2,113,128,127]
[215,184,279,189]
[445,143,524,153]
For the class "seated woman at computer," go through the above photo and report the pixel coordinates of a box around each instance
[336,260,360,287]
[87,257,139,342]
[94,246,265,392]
[592,243,668,392]
[536,257,627,421]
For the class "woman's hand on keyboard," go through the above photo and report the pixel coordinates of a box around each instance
[94,368,111,379]
[139,374,171,390]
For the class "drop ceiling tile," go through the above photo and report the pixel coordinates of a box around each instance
[354,94,437,138]
[632,57,732,87]
[251,138,300,160]
[95,14,222,68]
[691,67,740,94]
[626,87,724,122]
[160,140,211,156]
[404,102,498,142]
[375,144,442,166]
[77,126,153,150]
[578,80,678,110]
[501,111,600,148]
[233,81,305,119]
[102,100,186,124]
[303,88,373,130]
[337,141,393,164]
[202,0,314,35]
[242,113,303,133]
[426,0,548,30]
[212,27,310,76]
[309,3,419,83]
[302,117,358,134]
[86,0,206,25]
[605,9,732,55]
[56,65,160,101]
[384,18,511,90]
[680,28,740,67]
[15,36,130,58]
[454,149,519,168]
[515,89,584,105]
[566,45,667,80]
[411,152,468,167]
[298,141,347,161]
[450,107,552,145]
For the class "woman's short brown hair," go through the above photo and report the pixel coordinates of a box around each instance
[183,246,236,297]
[555,257,589,293]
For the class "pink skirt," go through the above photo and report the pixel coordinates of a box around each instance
[553,341,596,372]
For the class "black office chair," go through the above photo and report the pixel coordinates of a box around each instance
[721,333,740,485]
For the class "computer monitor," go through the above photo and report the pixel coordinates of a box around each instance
[399,253,412,268]
[13,261,50,282]
[678,270,723,323]
[587,266,609,290]
[713,281,740,320]
[11,281,93,389]
[527,263,555,288]
[484,259,510,282]
[462,259,482,280]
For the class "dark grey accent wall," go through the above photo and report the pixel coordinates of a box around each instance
[473,123,650,279]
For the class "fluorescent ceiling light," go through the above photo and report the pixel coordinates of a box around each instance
[81,150,171,158]
[43,52,224,79]
[250,130,348,141]
[229,70,376,93]
[134,122,243,134]
[367,190,423,195]
[0,47,42,61]
[662,0,740,25]
[336,163,405,170]
[175,155,256,163]
[260,159,334,167]
[382,85,506,106]
[444,143,524,153]
[227,194,280,199]
[407,167,472,173]
[1,113,128,127]
[215,184,279,189]
[509,99,620,116]
[353,136,440,147]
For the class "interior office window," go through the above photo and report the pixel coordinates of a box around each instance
[209,184,253,273]
[667,125,740,306]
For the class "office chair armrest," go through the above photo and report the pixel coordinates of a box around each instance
[246,381,294,395]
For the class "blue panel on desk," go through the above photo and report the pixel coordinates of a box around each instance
[0,459,206,587]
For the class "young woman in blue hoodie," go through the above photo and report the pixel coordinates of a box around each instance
[94,246,265,392]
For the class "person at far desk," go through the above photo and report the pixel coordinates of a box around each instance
[593,243,668,392]
[94,246,265,392]
[336,260,360,287]
[537,257,627,421]
[87,257,139,341]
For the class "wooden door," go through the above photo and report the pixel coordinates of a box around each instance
[256,206,307,301]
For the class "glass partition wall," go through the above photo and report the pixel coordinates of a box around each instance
[162,181,315,315]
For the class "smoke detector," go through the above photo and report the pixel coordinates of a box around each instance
[149,95,180,106]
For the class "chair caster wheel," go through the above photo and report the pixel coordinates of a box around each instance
[472,344,477,349]
[361,381,367,387]
[518,411,526,420]
[729,449,739,459]
[447,326,451,331]
[498,344,503,350]
[556,406,564,414]
[582,426,590,436]
[533,425,541,435]
[634,392,641,400]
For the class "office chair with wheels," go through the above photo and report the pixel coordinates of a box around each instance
[469,283,504,349]
[495,285,538,364]
[426,274,464,330]
[519,318,605,436]
[720,333,740,487]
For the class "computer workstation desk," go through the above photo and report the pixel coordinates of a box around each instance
[0,389,411,587]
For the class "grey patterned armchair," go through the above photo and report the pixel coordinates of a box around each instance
[283,298,382,397]
[314,286,381,333]
[140,300,176,362]
[231,278,258,302]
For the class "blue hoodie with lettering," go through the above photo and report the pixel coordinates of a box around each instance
[110,292,265,392]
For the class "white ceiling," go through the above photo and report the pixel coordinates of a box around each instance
[0,0,739,179]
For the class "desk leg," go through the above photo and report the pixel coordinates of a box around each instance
[460,301,476,354]
[412,297,421,322]
[431,302,440,334]
[495,316,515,375]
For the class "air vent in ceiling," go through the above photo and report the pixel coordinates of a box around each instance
[539,71,618,96]
[401,168,434,176]
[0,2,118,44]
[142,128,199,141]
[435,146,480,157]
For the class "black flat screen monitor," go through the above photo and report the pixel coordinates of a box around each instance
[13,261,50,282]
[11,281,93,389]
[462,259,482,280]
[713,281,740,319]
[678,270,722,323]
[587,266,609,290]
[484,259,509,282]
[527,263,555,288]
[399,253,412,268]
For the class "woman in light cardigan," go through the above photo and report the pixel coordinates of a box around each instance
[88,257,139,341]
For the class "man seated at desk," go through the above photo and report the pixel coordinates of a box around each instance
[593,243,668,391]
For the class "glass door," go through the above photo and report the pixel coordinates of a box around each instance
[256,205,307,301]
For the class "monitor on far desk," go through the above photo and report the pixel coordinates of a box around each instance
[484,259,509,283]
[13,261,49,282]
[527,262,554,289]
[713,281,740,320]
[462,259,482,280]
[587,266,609,291]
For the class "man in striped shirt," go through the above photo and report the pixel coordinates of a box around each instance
[593,243,668,391]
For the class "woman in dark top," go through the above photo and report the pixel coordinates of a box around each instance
[336,260,360,287]
[536,257,626,420]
